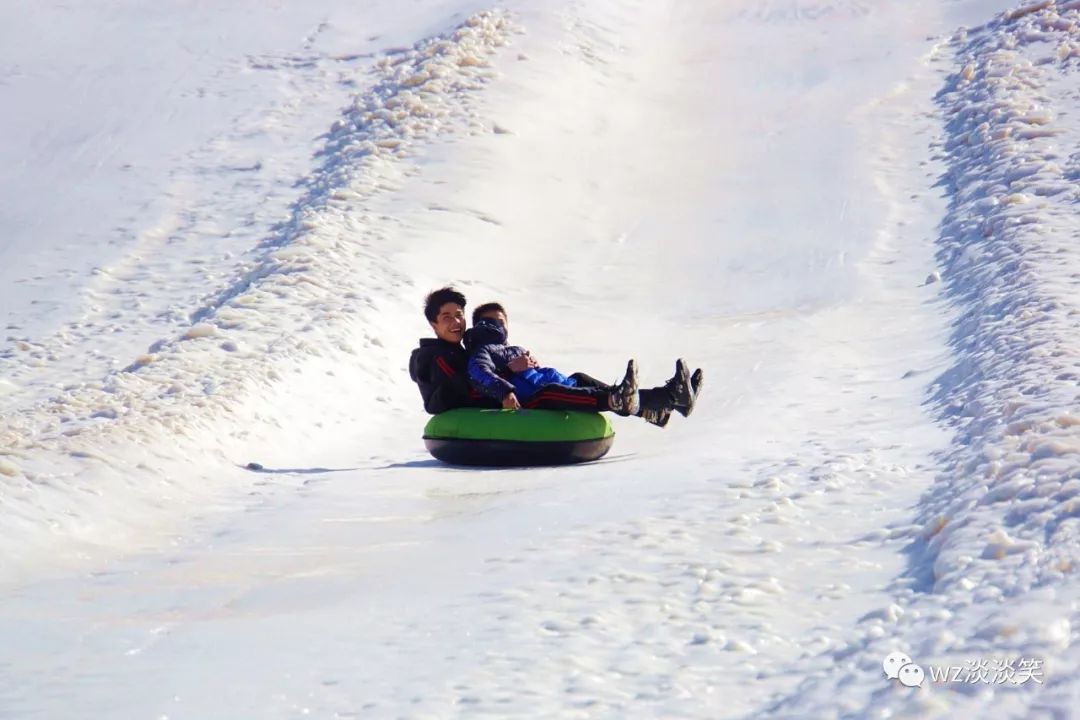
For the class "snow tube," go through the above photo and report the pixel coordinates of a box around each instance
[423,408,614,466]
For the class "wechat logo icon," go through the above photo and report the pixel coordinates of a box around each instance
[883,652,924,688]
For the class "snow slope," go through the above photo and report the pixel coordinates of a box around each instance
[2,0,1079,718]
[1,2,515,573]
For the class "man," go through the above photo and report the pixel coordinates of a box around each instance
[408,287,702,425]
[408,287,500,415]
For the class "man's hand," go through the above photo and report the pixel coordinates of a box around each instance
[502,392,521,410]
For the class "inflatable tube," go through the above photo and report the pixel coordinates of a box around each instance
[423,408,614,467]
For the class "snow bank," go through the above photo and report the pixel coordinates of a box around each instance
[765,2,1080,715]
[0,10,516,579]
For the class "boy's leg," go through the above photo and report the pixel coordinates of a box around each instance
[511,369,545,399]
[535,367,576,387]
[512,368,579,399]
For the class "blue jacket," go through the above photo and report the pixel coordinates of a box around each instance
[464,319,529,400]
[465,319,577,401]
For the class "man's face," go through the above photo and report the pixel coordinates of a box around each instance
[431,302,466,343]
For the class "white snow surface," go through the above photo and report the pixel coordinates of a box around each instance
[2,0,1080,718]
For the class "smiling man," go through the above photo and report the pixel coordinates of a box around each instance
[408,286,501,414]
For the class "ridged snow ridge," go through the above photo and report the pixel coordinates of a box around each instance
[764,3,1080,717]
[926,0,1080,602]
[0,10,514,553]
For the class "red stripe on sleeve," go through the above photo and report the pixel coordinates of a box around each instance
[435,356,456,378]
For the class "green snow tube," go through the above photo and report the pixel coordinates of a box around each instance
[423,408,614,467]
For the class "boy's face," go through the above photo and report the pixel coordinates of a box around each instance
[431,302,466,343]
[478,309,508,332]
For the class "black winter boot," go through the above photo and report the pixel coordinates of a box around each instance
[608,359,640,416]
[665,359,704,417]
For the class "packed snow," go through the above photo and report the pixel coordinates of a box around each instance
[2,0,1079,718]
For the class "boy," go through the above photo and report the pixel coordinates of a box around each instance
[469,302,703,426]
[464,314,641,415]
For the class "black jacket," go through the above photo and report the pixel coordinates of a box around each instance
[409,338,500,414]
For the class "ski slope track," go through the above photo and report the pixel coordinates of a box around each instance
[2,0,1080,718]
